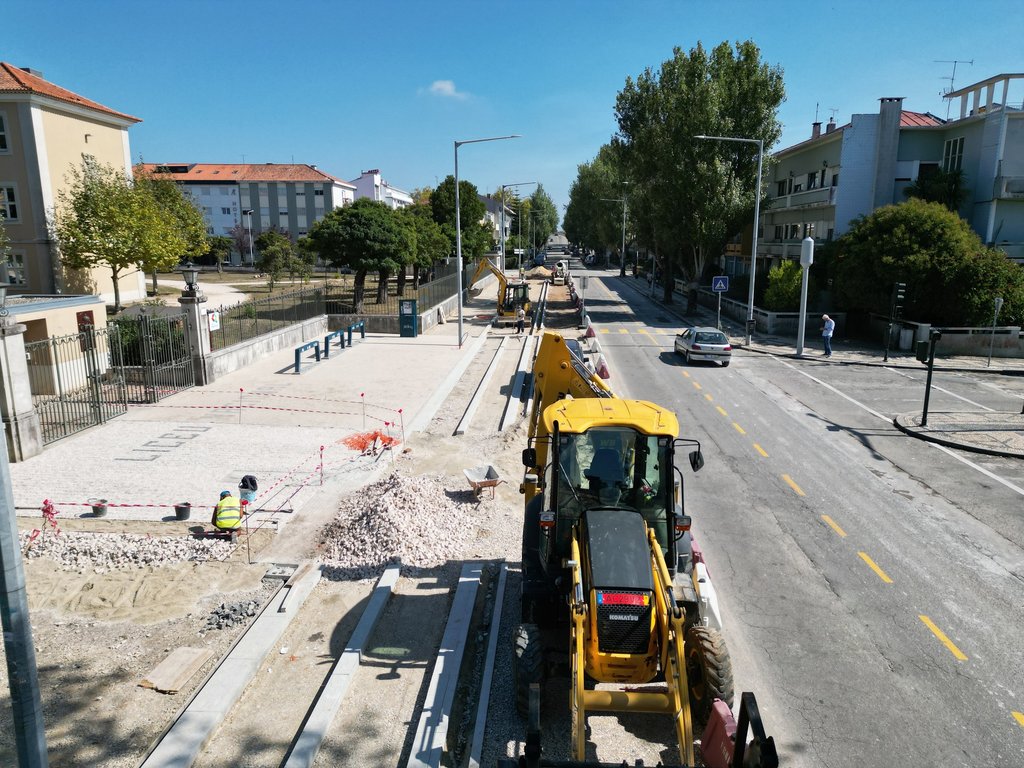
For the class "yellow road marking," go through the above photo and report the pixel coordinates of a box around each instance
[821,515,847,537]
[732,422,746,435]
[716,405,728,417]
[600,328,609,334]
[919,615,968,661]
[782,474,805,496]
[618,328,629,334]
[692,381,701,390]
[682,371,691,378]
[1013,711,1024,729]
[753,443,768,457]
[704,394,713,402]
[637,328,650,335]
[858,552,893,583]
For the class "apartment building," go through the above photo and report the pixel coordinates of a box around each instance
[0,62,146,301]
[479,194,514,244]
[749,73,1024,276]
[140,163,356,263]
[349,169,413,209]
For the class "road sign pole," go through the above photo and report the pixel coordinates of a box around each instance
[717,292,722,330]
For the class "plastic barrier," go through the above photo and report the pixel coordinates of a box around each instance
[294,340,321,373]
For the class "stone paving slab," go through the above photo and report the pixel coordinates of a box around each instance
[893,411,1024,458]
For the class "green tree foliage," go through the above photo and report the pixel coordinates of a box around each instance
[564,144,628,269]
[304,199,409,312]
[834,198,1024,326]
[614,40,784,299]
[254,230,294,291]
[401,204,450,289]
[206,235,234,273]
[0,214,9,267]
[54,156,189,312]
[763,260,810,311]
[430,175,491,259]
[528,185,559,251]
[903,168,968,212]
[134,165,209,293]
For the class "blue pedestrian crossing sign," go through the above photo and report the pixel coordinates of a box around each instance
[712,276,729,292]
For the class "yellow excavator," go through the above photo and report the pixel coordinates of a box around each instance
[509,332,776,768]
[469,257,531,324]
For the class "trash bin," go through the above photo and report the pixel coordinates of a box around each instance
[239,475,258,505]
[399,299,418,338]
[174,502,192,521]
[91,499,108,517]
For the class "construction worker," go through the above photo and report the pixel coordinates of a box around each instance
[211,490,244,534]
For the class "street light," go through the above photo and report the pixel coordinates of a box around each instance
[179,261,200,296]
[500,181,537,272]
[455,134,521,348]
[695,134,764,346]
[241,209,255,266]
[600,181,629,277]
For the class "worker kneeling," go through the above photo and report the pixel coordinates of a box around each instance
[212,490,245,538]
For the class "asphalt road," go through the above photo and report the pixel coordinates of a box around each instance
[582,270,1024,768]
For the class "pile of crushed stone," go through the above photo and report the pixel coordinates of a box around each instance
[203,599,261,632]
[20,531,234,572]
[318,472,472,578]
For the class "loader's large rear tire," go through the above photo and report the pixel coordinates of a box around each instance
[685,625,734,725]
[514,622,545,719]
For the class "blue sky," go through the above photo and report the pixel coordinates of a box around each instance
[6,1,1023,218]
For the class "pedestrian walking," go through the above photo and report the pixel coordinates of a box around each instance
[821,314,835,357]
[515,306,526,335]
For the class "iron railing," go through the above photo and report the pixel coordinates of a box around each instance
[209,287,325,351]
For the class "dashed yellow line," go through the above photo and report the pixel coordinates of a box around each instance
[692,381,701,390]
[732,422,746,435]
[821,515,847,537]
[704,393,713,402]
[637,329,650,335]
[618,328,629,334]
[715,405,728,417]
[858,552,893,584]
[919,615,968,661]
[1013,711,1024,729]
[600,328,609,334]
[682,371,691,378]
[782,474,805,496]
[753,443,768,457]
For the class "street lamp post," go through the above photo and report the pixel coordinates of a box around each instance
[455,134,521,348]
[695,135,764,346]
[500,182,536,273]
[600,181,629,277]
[241,209,255,266]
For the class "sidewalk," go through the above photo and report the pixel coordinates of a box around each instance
[9,316,493,523]
[612,275,1024,460]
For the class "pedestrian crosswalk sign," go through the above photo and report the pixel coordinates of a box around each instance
[712,276,729,292]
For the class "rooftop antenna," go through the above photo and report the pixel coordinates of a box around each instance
[828,107,839,122]
[935,59,973,119]
[814,102,820,122]
[241,154,246,164]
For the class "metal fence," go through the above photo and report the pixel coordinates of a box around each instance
[322,261,482,316]
[209,287,325,351]
[110,312,195,403]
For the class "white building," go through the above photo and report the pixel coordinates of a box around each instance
[139,163,356,262]
[349,169,413,209]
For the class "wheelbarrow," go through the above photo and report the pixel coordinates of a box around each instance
[463,465,506,499]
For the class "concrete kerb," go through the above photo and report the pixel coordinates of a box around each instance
[892,413,1024,459]
[455,336,507,436]
[407,328,491,434]
[500,335,536,432]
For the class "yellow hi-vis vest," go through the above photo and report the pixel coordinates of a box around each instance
[214,496,242,530]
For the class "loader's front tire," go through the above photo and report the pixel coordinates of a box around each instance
[514,622,545,719]
[685,625,734,724]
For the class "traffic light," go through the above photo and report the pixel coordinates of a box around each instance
[915,340,929,363]
[891,281,907,319]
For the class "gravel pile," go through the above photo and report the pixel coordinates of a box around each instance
[319,471,472,578]
[20,531,234,572]
[204,599,261,631]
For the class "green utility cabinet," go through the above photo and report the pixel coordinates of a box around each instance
[399,299,418,338]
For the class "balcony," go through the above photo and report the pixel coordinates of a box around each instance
[769,185,835,211]
[994,159,1024,199]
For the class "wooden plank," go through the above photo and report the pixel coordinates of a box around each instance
[139,647,214,694]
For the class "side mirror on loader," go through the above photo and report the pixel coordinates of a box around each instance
[689,450,704,473]
[522,448,537,467]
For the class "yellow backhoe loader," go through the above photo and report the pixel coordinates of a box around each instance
[469,257,531,325]
[508,332,776,768]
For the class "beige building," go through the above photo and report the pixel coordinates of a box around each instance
[0,62,146,305]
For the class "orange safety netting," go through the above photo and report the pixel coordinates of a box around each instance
[342,430,399,453]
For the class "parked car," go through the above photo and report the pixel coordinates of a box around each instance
[674,326,732,366]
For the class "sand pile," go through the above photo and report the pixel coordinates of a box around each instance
[318,472,471,578]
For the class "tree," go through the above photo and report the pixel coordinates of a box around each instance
[304,199,409,312]
[614,40,785,300]
[401,204,450,289]
[763,260,809,311]
[0,214,9,268]
[53,156,186,312]
[255,230,294,291]
[904,167,968,212]
[528,185,559,252]
[230,223,252,265]
[430,175,491,259]
[410,186,433,205]
[564,144,629,268]
[134,165,208,293]
[833,198,1024,326]
[206,236,234,273]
